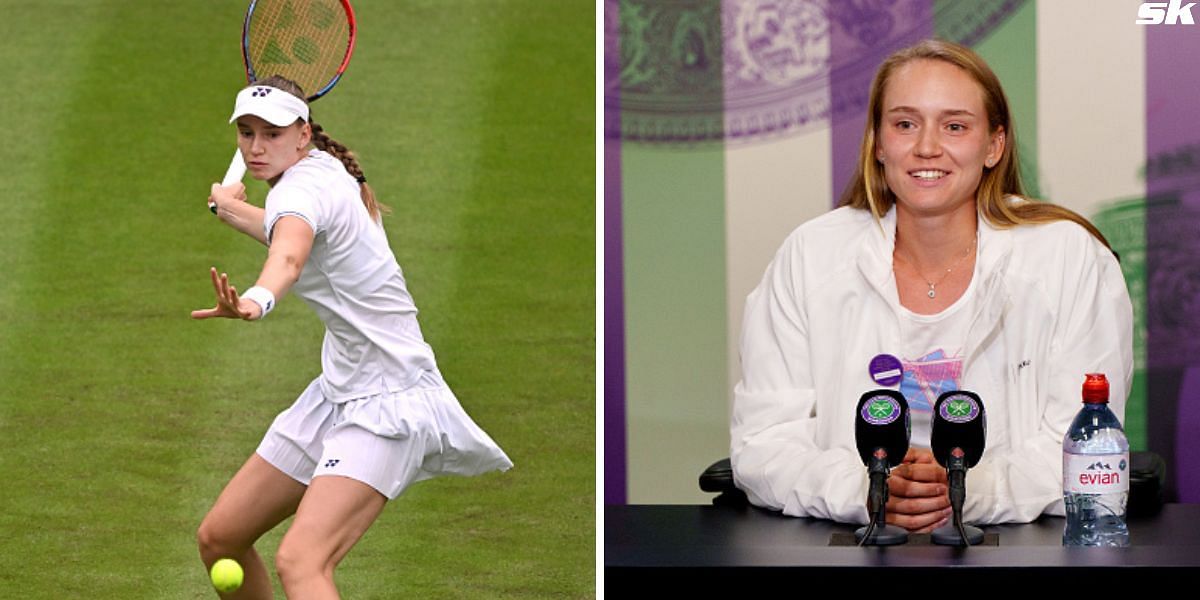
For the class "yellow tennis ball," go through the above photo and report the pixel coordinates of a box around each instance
[210,558,244,594]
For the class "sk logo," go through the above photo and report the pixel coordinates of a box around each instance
[1137,1,1197,24]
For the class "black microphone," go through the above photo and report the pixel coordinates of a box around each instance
[930,390,986,546]
[854,389,910,546]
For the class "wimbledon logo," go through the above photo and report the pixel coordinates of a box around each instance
[862,396,900,425]
[939,394,980,423]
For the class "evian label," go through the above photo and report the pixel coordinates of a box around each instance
[1064,453,1130,494]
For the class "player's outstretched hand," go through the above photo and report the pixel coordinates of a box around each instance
[191,267,262,321]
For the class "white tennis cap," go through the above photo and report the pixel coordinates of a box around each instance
[229,85,309,126]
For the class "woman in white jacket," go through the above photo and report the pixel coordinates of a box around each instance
[730,39,1133,531]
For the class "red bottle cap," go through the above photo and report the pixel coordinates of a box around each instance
[1082,373,1109,404]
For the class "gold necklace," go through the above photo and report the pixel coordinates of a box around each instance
[895,234,978,299]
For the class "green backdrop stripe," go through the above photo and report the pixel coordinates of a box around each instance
[620,0,728,503]
[969,1,1039,198]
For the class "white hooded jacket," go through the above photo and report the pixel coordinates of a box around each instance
[730,204,1134,525]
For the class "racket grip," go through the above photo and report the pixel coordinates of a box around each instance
[222,148,246,186]
[212,149,247,214]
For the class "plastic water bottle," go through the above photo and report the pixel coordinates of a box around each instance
[1062,373,1130,546]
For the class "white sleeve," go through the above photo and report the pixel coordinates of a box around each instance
[964,229,1134,524]
[730,231,870,524]
[264,180,322,243]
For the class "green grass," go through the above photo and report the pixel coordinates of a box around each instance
[0,1,594,597]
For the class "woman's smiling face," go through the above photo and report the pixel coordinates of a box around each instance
[875,59,1005,220]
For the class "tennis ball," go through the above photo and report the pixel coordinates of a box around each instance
[210,558,244,594]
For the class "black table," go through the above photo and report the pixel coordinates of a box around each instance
[605,504,1200,590]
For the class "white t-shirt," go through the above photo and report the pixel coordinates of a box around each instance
[897,270,976,447]
[264,149,437,401]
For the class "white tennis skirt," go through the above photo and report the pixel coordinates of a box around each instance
[256,372,513,499]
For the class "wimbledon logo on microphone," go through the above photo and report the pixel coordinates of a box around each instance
[863,396,901,425]
[939,394,980,423]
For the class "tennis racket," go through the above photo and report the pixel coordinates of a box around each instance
[212,0,357,212]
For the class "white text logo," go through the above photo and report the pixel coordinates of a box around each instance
[1137,0,1197,24]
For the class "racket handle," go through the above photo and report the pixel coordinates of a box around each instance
[211,149,247,214]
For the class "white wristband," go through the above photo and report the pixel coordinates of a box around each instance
[241,286,276,319]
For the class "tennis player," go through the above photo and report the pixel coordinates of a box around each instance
[194,76,512,599]
[731,40,1132,532]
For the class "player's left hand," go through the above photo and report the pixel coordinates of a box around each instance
[191,267,262,321]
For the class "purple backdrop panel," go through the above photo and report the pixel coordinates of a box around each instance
[603,0,626,505]
[1146,24,1200,502]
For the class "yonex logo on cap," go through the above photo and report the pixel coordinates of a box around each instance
[229,85,310,126]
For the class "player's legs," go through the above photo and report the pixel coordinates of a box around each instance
[274,475,387,600]
[198,454,308,599]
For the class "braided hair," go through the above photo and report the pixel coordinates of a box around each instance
[252,75,388,221]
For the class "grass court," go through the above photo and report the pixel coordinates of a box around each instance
[0,1,594,597]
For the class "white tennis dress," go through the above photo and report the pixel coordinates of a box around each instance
[255,149,512,498]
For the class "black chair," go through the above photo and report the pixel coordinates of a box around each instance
[700,451,1167,516]
[697,457,747,507]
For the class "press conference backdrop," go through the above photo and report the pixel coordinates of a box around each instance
[605,0,1199,504]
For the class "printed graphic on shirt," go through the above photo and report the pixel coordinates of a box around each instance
[900,349,965,415]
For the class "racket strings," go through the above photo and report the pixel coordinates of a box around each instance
[246,0,351,98]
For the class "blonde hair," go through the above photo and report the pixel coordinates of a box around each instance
[838,39,1110,249]
[252,75,388,221]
